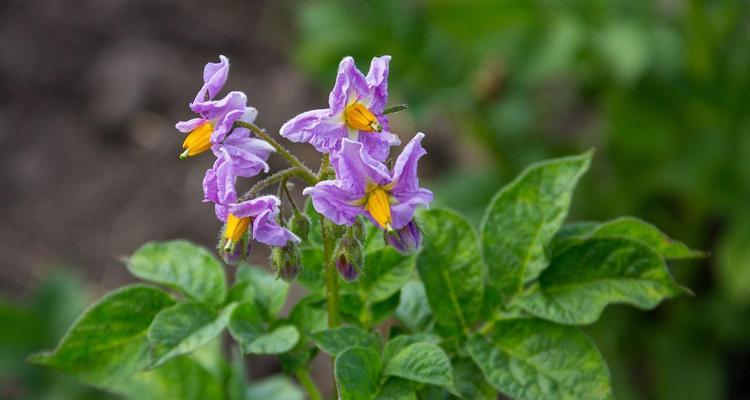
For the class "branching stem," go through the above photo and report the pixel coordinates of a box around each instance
[234,120,317,184]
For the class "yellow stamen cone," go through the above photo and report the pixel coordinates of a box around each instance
[365,188,392,231]
[180,121,214,159]
[224,214,251,251]
[344,102,381,132]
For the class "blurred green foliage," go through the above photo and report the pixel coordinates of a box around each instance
[292,0,750,398]
[0,270,115,399]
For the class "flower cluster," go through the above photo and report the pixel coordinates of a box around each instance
[177,55,432,280]
[176,56,299,266]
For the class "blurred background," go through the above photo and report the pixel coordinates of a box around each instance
[1,0,749,399]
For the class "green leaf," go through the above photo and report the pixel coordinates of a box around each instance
[334,347,382,400]
[311,326,380,356]
[29,285,175,389]
[147,302,234,367]
[246,376,304,400]
[288,294,328,333]
[481,152,591,300]
[235,265,289,319]
[381,334,440,367]
[551,217,703,260]
[395,281,434,332]
[452,357,497,400]
[374,377,417,400]
[383,342,454,390]
[514,237,684,325]
[359,248,414,302]
[467,318,613,400]
[127,241,226,306]
[228,302,299,354]
[416,208,484,332]
[113,354,224,400]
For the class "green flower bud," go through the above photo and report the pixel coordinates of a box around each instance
[288,212,311,242]
[271,243,301,282]
[334,236,364,282]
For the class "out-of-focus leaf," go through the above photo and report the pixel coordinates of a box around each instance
[359,248,414,303]
[228,302,299,354]
[515,238,684,325]
[383,342,455,391]
[334,346,382,400]
[395,281,434,332]
[235,265,289,319]
[29,285,175,389]
[246,376,304,400]
[374,377,417,400]
[311,326,380,356]
[114,354,224,400]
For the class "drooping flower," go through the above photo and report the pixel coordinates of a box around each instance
[176,55,273,165]
[303,132,432,231]
[217,195,301,253]
[280,56,400,161]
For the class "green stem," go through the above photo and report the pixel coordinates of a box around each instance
[295,370,323,400]
[322,215,340,328]
[234,120,318,184]
[383,104,408,115]
[238,167,301,202]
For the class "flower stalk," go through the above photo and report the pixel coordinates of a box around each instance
[234,120,317,184]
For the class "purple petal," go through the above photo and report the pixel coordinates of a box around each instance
[218,136,275,178]
[355,128,401,162]
[333,139,391,188]
[329,57,369,114]
[215,204,229,222]
[303,181,364,226]
[192,90,247,120]
[252,209,301,247]
[390,189,433,230]
[191,55,230,108]
[280,108,348,154]
[203,148,237,205]
[175,117,206,133]
[365,55,391,112]
[228,195,280,218]
[391,132,427,196]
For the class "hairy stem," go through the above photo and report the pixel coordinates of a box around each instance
[295,370,323,400]
[320,212,340,398]
[234,120,318,184]
[238,168,301,202]
[383,104,408,115]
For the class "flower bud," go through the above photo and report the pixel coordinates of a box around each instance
[217,231,251,265]
[271,244,301,282]
[351,217,365,242]
[288,212,311,242]
[334,236,363,282]
[384,220,422,255]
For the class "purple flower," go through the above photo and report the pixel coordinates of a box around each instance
[384,220,422,254]
[191,55,230,110]
[220,196,301,252]
[280,56,400,161]
[303,132,432,231]
[177,55,271,164]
